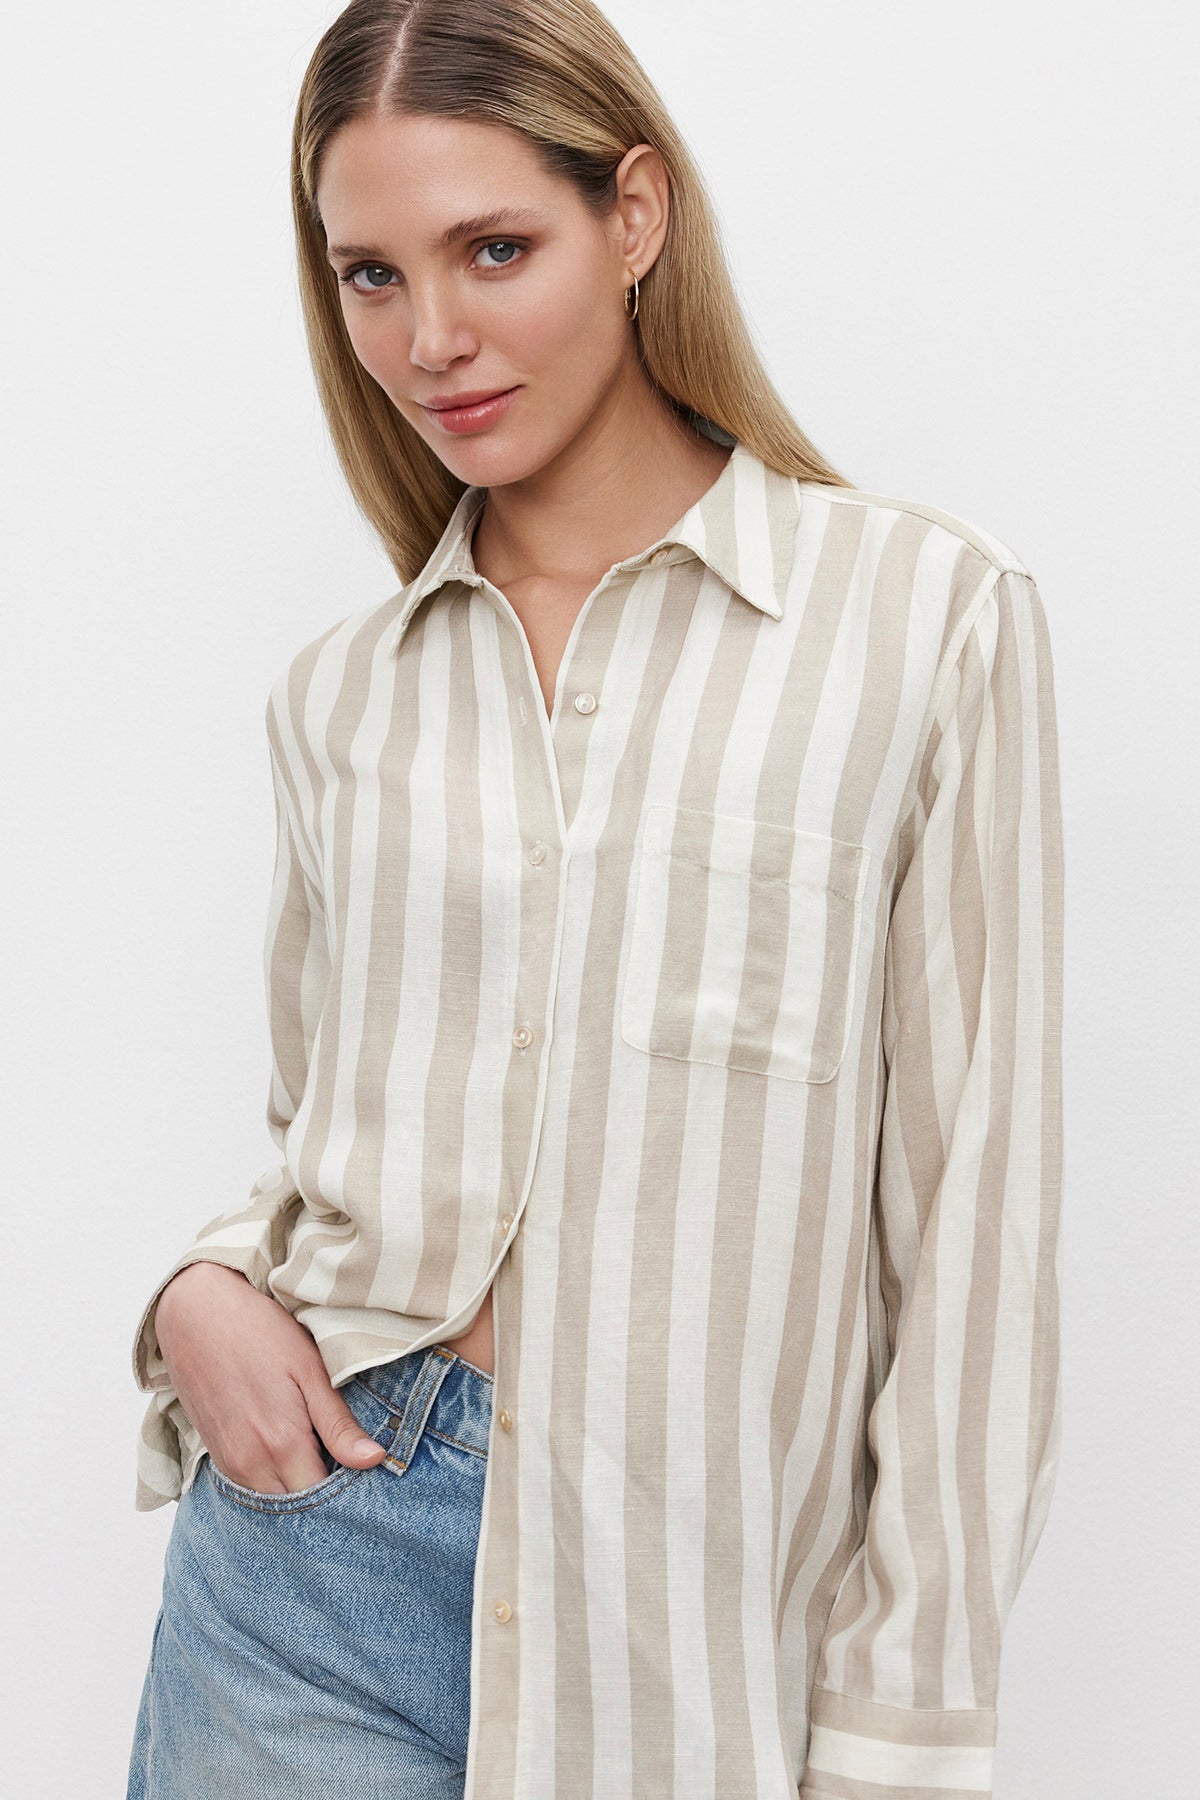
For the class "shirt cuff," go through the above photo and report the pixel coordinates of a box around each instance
[130,1250,259,1392]
[799,1687,997,1798]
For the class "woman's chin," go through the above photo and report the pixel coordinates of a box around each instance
[428,424,567,492]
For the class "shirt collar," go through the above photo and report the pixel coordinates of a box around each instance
[383,434,802,657]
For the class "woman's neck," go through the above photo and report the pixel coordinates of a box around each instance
[469,391,732,597]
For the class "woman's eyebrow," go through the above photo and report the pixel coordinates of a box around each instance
[327,205,553,263]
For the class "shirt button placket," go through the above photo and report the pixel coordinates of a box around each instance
[489,670,595,1653]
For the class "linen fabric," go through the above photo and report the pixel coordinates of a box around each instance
[129,435,1064,1799]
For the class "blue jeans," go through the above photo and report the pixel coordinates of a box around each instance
[127,1343,493,1798]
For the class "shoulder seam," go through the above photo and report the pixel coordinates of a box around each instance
[264,605,362,716]
[798,481,1032,578]
[891,568,1010,849]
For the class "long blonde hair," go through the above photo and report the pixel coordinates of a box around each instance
[291,0,854,582]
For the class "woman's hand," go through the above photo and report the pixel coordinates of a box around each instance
[154,1261,386,1494]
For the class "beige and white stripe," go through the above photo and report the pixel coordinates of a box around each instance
[130,436,1064,1798]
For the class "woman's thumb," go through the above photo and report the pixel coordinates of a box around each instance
[311,1385,385,1468]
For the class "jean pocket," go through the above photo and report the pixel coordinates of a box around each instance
[203,1377,398,1515]
[620,804,870,1084]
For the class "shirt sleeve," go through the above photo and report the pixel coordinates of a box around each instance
[129,703,329,1409]
[799,570,1065,1800]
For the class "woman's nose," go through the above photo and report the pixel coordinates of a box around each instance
[408,286,475,371]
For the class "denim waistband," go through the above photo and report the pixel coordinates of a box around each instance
[348,1343,493,1470]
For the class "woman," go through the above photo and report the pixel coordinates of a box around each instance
[128,2,1064,1796]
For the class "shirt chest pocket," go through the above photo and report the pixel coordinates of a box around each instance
[619,804,870,1085]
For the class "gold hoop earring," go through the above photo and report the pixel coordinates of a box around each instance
[624,271,640,320]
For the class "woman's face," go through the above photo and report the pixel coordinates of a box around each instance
[316,112,659,489]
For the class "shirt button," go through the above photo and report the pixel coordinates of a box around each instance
[573,691,597,714]
[528,841,548,866]
[500,1213,514,1233]
[512,1024,534,1050]
[493,1600,513,1623]
[498,1409,513,1431]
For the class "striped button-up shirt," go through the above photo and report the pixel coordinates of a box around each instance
[130,435,1064,1799]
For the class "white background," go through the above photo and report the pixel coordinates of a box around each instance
[2,2,1196,1794]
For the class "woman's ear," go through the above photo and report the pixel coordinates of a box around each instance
[610,142,671,280]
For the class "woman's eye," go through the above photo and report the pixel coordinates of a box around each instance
[474,240,524,270]
[338,241,525,294]
[341,264,395,293]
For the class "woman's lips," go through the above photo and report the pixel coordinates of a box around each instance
[421,387,520,434]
